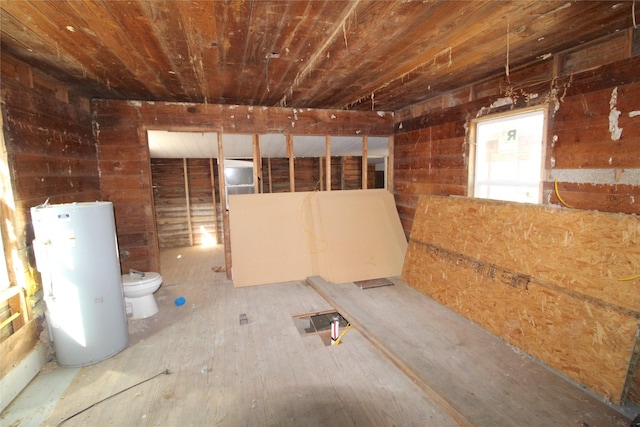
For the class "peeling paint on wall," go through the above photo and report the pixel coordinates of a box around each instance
[608,87,623,141]
[550,168,640,186]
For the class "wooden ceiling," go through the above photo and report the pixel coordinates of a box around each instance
[0,1,635,111]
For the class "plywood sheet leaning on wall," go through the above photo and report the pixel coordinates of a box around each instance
[312,190,407,284]
[401,195,640,404]
[229,189,407,287]
[228,192,316,287]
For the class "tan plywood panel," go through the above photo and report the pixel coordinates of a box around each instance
[229,192,316,287]
[402,195,640,403]
[312,189,407,284]
[229,189,407,287]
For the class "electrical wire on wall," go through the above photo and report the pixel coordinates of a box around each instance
[553,177,573,208]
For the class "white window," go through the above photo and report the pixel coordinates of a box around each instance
[471,108,546,204]
[224,160,254,209]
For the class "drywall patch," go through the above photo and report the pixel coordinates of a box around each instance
[550,168,640,186]
[609,87,623,141]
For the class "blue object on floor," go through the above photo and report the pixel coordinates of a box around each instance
[175,296,186,306]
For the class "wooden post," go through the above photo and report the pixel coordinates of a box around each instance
[319,157,324,191]
[217,132,232,279]
[287,134,295,192]
[387,135,394,192]
[325,135,331,191]
[208,158,218,244]
[183,158,194,246]
[267,157,273,193]
[253,134,262,194]
[362,135,368,190]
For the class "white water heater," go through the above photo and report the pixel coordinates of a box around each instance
[31,201,128,367]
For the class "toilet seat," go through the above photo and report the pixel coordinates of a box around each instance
[122,272,162,293]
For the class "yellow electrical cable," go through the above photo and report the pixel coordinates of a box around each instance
[554,177,573,208]
[554,180,636,281]
[331,324,353,346]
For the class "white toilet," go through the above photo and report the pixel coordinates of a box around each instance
[121,270,163,319]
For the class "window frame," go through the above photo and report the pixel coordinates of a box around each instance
[468,106,548,204]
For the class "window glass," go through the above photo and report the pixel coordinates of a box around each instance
[473,109,545,204]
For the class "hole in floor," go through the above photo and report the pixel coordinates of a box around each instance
[293,310,349,346]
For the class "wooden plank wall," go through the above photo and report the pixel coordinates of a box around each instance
[402,195,640,404]
[151,158,220,249]
[151,155,378,249]
[93,99,393,274]
[263,156,375,194]
[0,53,97,370]
[393,32,640,238]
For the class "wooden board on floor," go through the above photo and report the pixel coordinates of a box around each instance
[401,195,640,403]
[307,275,633,427]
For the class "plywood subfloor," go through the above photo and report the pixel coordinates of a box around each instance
[307,275,635,427]
[38,245,457,426]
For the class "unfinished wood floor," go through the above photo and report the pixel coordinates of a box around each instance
[42,245,457,426]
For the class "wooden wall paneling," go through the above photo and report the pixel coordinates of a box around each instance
[0,54,98,385]
[185,159,216,246]
[151,158,189,249]
[402,195,640,403]
[182,158,194,246]
[294,158,320,192]
[262,158,289,193]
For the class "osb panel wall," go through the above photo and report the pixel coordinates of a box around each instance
[402,195,640,404]
[93,99,393,274]
[393,35,640,237]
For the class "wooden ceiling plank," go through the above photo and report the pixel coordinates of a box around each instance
[100,0,185,100]
[175,1,222,104]
[296,1,509,109]
[18,0,155,99]
[138,0,211,102]
[350,3,633,111]
[1,0,635,110]
[275,0,363,107]
[0,1,131,98]
[250,1,304,105]
[212,0,254,104]
[263,0,346,106]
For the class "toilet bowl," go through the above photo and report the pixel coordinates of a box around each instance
[121,271,163,319]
